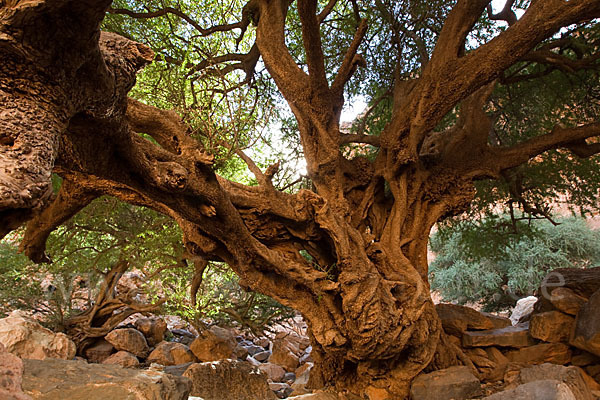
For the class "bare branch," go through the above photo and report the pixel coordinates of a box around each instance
[331,18,368,96]
[486,0,517,26]
[317,0,338,23]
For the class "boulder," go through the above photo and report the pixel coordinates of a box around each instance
[147,342,197,366]
[270,382,293,398]
[0,343,32,400]
[134,317,167,346]
[0,311,76,360]
[462,323,534,348]
[21,358,191,399]
[189,326,237,362]
[410,365,481,400]
[233,343,250,360]
[529,311,574,343]
[288,393,338,400]
[259,362,287,382]
[101,350,140,368]
[270,337,301,371]
[571,351,600,367]
[483,380,576,400]
[105,328,149,358]
[83,338,115,363]
[505,343,572,365]
[537,268,600,299]
[510,296,538,325]
[170,328,196,346]
[548,287,588,316]
[254,337,271,348]
[435,303,494,336]
[182,360,277,400]
[518,363,595,400]
[570,288,600,357]
[481,313,512,330]
[163,362,194,377]
[254,350,272,362]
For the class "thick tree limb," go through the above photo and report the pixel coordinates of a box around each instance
[331,19,368,96]
[486,0,517,26]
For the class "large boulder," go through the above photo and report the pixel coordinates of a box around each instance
[518,363,596,400]
[483,380,576,400]
[259,362,287,382]
[101,350,139,368]
[182,360,277,400]
[21,358,191,400]
[270,335,303,371]
[0,311,75,360]
[134,317,167,346]
[435,303,495,336]
[410,366,481,400]
[510,296,538,325]
[147,342,197,366]
[548,287,588,316]
[570,288,600,357]
[105,328,149,358]
[462,323,534,348]
[189,326,236,362]
[0,343,32,400]
[529,311,574,343]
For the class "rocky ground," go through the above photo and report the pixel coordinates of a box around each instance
[0,267,599,400]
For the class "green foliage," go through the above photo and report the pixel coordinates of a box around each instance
[430,217,600,310]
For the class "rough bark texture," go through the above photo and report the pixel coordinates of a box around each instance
[2,0,600,398]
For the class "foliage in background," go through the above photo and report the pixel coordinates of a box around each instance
[430,216,600,311]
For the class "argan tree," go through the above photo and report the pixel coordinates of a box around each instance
[1,0,599,397]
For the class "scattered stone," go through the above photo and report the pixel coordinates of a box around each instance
[483,379,576,400]
[233,343,250,360]
[170,328,196,345]
[299,346,313,364]
[189,326,237,362]
[0,343,31,400]
[246,355,262,367]
[254,350,272,362]
[462,323,534,348]
[410,365,481,400]
[284,372,296,383]
[105,328,149,358]
[246,344,265,356]
[436,303,495,335]
[163,362,194,377]
[529,311,574,343]
[287,392,337,400]
[182,360,277,399]
[519,363,595,400]
[505,343,572,365]
[0,311,76,360]
[294,362,313,386]
[570,289,600,357]
[147,341,197,366]
[510,296,538,325]
[481,313,512,330]
[21,358,191,399]
[571,351,600,367]
[270,382,293,398]
[101,350,139,368]
[254,337,271,348]
[83,339,114,363]
[134,317,167,346]
[259,362,286,382]
[548,287,588,316]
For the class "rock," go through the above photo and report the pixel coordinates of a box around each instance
[182,360,277,399]
[254,337,271,348]
[505,343,572,365]
[259,362,287,382]
[570,289,600,357]
[147,341,197,366]
[572,351,600,367]
[170,328,196,346]
[481,313,512,330]
[246,344,265,356]
[246,355,262,367]
[518,363,595,400]
[299,346,313,364]
[410,365,481,400]
[510,296,538,325]
[0,311,76,360]
[294,362,313,386]
[538,268,600,299]
[435,303,495,335]
[233,344,250,360]
[548,287,588,316]
[83,339,114,363]
[105,328,149,358]
[134,317,167,346]
[483,380,576,400]
[270,382,293,398]
[284,372,296,383]
[529,311,574,343]
[163,362,194,376]
[462,323,535,348]
[189,326,237,362]
[21,358,191,399]
[0,343,32,400]
[101,350,139,368]
[254,350,272,362]
[271,338,301,371]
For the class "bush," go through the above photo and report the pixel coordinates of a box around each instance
[429,216,600,310]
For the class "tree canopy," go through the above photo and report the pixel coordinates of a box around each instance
[1,0,600,397]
